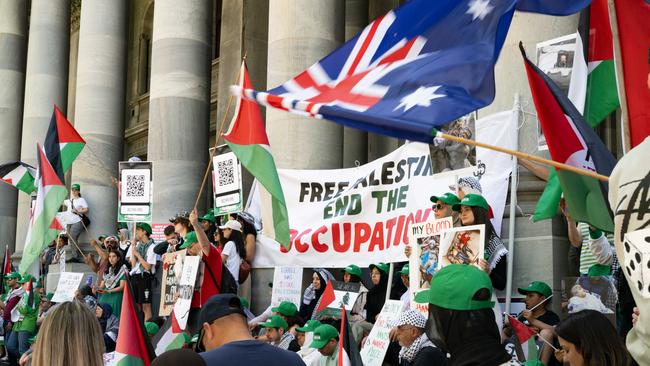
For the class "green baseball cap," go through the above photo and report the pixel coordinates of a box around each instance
[71,183,81,190]
[452,193,489,212]
[342,264,362,278]
[136,222,152,235]
[370,262,389,274]
[310,324,339,349]
[587,264,611,277]
[239,297,250,309]
[199,213,216,224]
[145,322,159,336]
[259,315,288,330]
[45,293,55,301]
[18,274,36,284]
[399,264,410,276]
[6,272,21,280]
[518,281,552,298]
[296,320,322,333]
[430,192,461,205]
[271,301,298,317]
[415,264,494,311]
[178,231,198,249]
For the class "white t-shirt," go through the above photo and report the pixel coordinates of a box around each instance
[58,197,88,225]
[126,242,158,275]
[222,241,241,283]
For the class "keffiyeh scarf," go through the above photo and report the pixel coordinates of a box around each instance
[485,233,508,271]
[399,333,435,363]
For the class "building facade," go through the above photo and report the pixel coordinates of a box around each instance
[2,0,609,314]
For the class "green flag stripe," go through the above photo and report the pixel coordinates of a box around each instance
[165,334,186,351]
[532,168,562,222]
[60,142,85,172]
[585,60,619,127]
[15,173,36,194]
[115,354,145,366]
[556,170,613,233]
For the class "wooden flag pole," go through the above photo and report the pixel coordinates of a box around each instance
[435,132,609,182]
[192,53,247,210]
[607,0,631,154]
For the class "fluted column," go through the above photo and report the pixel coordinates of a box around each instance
[70,0,127,243]
[147,0,213,222]
[0,0,28,253]
[15,0,70,252]
[266,0,345,169]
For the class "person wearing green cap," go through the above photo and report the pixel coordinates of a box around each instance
[310,324,340,366]
[260,315,296,351]
[398,264,411,312]
[2,271,24,360]
[7,275,40,363]
[36,293,55,327]
[126,221,157,321]
[199,213,218,245]
[296,320,322,366]
[61,182,89,245]
[430,192,461,223]
[342,265,369,324]
[415,264,512,365]
[145,321,160,339]
[351,263,389,344]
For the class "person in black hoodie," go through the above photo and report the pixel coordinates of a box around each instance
[95,303,119,352]
[351,262,389,344]
[299,269,334,321]
[416,264,515,366]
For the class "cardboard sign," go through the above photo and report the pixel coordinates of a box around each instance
[118,161,153,222]
[360,300,402,366]
[437,225,485,269]
[270,267,303,308]
[173,255,200,330]
[319,281,361,318]
[159,250,186,317]
[51,272,84,303]
[212,145,243,216]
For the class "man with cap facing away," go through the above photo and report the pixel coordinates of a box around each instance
[310,324,340,366]
[391,309,447,366]
[126,222,158,321]
[198,294,305,365]
[296,320,321,366]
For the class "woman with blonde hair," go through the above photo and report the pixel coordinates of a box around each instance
[31,301,104,366]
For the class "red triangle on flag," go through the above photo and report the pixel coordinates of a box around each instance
[53,105,85,144]
[223,63,271,147]
[49,217,64,231]
[37,144,64,187]
[508,315,537,344]
[315,281,336,315]
[116,277,154,365]
[170,311,183,334]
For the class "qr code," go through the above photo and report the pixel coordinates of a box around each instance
[125,174,146,197]
[217,160,235,186]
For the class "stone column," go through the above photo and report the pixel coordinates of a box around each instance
[70,0,127,242]
[367,0,401,161]
[15,0,70,252]
[266,0,345,169]
[0,0,28,253]
[342,0,369,167]
[147,0,213,223]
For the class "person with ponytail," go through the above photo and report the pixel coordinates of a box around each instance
[219,220,246,285]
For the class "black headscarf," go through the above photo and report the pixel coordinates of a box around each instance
[428,304,510,366]
[299,269,331,320]
[97,303,113,332]
[365,269,388,323]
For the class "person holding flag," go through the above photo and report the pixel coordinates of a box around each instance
[6,275,39,366]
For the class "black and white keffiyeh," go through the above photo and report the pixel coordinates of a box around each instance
[399,333,435,363]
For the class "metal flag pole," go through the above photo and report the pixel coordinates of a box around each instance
[505,94,520,315]
[385,262,394,303]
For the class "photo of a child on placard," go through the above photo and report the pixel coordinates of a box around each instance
[407,218,454,291]
[562,276,617,324]
[437,225,485,269]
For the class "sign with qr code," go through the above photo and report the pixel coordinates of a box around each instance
[118,161,153,222]
[211,145,243,216]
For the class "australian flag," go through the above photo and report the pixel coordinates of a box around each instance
[236,0,589,143]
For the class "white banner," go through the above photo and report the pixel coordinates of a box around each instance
[51,272,84,303]
[253,143,473,268]
[475,110,517,235]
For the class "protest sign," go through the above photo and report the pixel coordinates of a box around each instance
[173,255,200,330]
[317,280,361,318]
[438,224,485,269]
[51,272,84,303]
[253,142,474,268]
[212,145,243,216]
[270,267,303,308]
[118,161,153,222]
[407,218,453,315]
[150,223,168,243]
[159,250,186,317]
[360,300,402,366]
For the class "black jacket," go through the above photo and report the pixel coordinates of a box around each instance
[401,346,448,366]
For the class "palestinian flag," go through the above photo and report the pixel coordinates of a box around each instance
[114,275,155,365]
[507,315,536,344]
[223,62,290,249]
[0,161,36,194]
[26,277,34,308]
[532,168,562,222]
[44,105,85,183]
[521,44,616,233]
[152,313,186,356]
[18,145,69,273]
[315,280,336,315]
[0,246,11,296]
[338,308,363,366]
